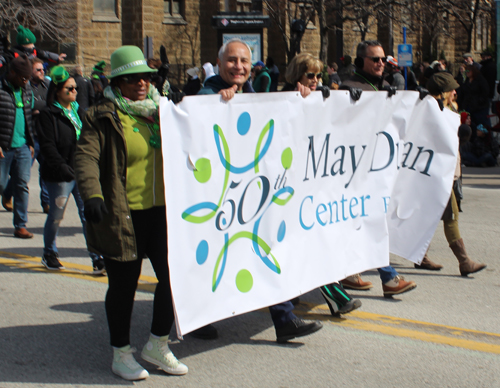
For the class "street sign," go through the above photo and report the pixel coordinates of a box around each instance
[398,44,413,67]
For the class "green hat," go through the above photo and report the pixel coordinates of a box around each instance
[108,46,156,79]
[93,60,106,73]
[426,72,459,95]
[50,66,70,85]
[16,25,36,46]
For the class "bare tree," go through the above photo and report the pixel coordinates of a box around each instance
[263,0,316,63]
[0,0,75,43]
[311,0,409,62]
[441,0,491,52]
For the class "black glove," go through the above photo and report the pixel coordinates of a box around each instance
[340,85,362,101]
[168,91,185,104]
[382,85,397,97]
[317,85,330,99]
[59,164,75,182]
[158,45,170,82]
[415,86,430,100]
[84,197,108,224]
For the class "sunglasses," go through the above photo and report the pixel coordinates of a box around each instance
[367,56,387,63]
[122,73,152,84]
[305,72,322,80]
[34,68,44,73]
[64,86,78,92]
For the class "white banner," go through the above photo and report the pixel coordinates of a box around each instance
[160,90,458,336]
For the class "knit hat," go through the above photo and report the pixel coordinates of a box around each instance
[203,62,215,79]
[386,56,398,67]
[108,46,157,79]
[477,124,488,134]
[93,60,106,73]
[16,25,36,46]
[253,61,265,67]
[9,54,32,78]
[426,72,459,95]
[50,66,70,85]
[186,67,199,78]
[460,111,470,124]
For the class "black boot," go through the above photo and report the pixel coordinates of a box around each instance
[320,282,361,316]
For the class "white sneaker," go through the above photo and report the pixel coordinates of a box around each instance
[141,335,188,375]
[112,345,149,381]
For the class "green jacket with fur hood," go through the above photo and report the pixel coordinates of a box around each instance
[75,100,138,261]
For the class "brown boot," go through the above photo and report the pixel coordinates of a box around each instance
[450,238,487,276]
[414,253,443,271]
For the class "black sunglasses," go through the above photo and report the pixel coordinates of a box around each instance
[122,73,152,84]
[34,68,44,73]
[305,72,322,80]
[64,86,78,92]
[366,56,387,63]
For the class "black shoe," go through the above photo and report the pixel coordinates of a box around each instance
[92,257,106,275]
[41,253,63,270]
[189,324,218,340]
[276,318,323,343]
[320,282,361,316]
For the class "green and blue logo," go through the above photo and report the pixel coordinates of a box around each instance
[182,112,294,293]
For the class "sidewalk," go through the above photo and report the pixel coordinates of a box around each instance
[462,165,500,189]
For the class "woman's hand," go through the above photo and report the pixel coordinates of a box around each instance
[219,84,238,101]
[296,82,311,98]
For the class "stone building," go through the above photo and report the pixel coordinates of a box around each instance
[9,0,495,86]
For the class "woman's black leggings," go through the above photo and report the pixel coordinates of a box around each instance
[104,206,174,348]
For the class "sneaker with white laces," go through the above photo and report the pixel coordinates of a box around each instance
[112,345,149,381]
[141,335,188,375]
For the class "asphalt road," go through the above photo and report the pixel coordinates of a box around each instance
[0,165,499,388]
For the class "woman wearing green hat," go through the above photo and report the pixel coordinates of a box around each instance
[74,46,187,381]
[37,66,105,274]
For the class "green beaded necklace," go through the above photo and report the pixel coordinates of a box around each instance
[116,93,161,149]
[7,82,24,108]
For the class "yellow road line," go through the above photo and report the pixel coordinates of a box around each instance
[1,251,499,354]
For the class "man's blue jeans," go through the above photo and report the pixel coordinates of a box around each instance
[377,266,398,284]
[0,144,32,229]
[3,137,49,207]
[44,180,98,261]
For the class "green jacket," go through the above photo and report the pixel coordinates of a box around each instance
[75,100,138,261]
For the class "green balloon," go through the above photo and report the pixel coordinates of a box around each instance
[194,158,211,183]
[236,269,253,293]
[281,147,293,169]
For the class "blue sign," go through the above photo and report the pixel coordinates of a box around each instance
[398,44,413,67]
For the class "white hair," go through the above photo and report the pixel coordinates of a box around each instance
[218,39,252,61]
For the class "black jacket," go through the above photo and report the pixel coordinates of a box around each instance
[0,78,34,151]
[38,103,85,182]
[342,70,389,91]
[480,58,497,99]
[74,74,95,110]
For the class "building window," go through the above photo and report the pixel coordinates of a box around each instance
[163,0,186,25]
[93,0,119,22]
[94,0,116,15]
[237,0,252,12]
[164,0,182,16]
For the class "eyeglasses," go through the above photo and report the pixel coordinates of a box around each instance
[34,68,44,73]
[64,86,78,92]
[366,56,387,63]
[305,72,322,80]
[122,73,152,84]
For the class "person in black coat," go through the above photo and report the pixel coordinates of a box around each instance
[72,66,95,110]
[38,65,104,273]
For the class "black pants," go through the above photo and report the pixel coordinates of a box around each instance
[104,206,174,348]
